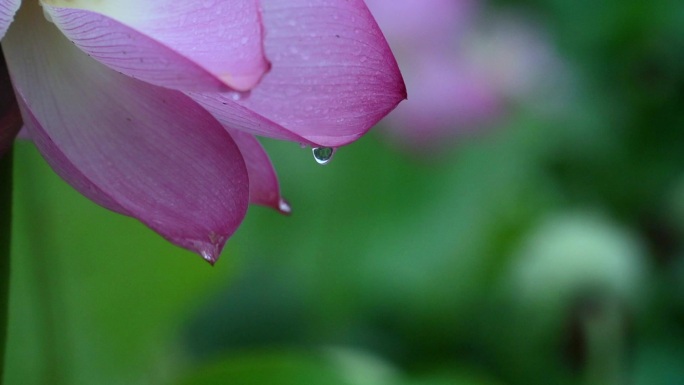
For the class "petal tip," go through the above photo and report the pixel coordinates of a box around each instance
[201,252,218,266]
[190,232,227,265]
[278,199,292,216]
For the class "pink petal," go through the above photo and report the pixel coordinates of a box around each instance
[0,0,19,40]
[189,0,406,147]
[229,130,289,214]
[4,2,250,263]
[42,0,269,92]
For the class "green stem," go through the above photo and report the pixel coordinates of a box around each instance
[0,148,13,385]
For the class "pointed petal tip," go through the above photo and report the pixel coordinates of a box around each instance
[278,199,292,216]
[188,232,228,266]
[201,252,218,266]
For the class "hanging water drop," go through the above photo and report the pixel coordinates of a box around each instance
[278,199,292,215]
[312,147,335,165]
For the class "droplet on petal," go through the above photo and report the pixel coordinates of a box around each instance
[278,199,292,215]
[227,90,251,101]
[201,251,217,265]
[312,147,335,165]
[192,232,227,265]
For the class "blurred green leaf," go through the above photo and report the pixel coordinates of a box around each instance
[6,142,240,385]
[172,350,372,385]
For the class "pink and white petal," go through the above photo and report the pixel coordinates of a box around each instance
[42,0,269,92]
[229,130,289,214]
[190,0,407,148]
[4,1,250,263]
[0,0,19,40]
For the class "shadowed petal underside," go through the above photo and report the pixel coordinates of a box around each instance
[3,1,250,263]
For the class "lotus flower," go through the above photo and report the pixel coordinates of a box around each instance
[0,0,405,263]
[364,0,565,153]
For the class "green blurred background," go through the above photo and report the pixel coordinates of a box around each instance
[5,0,684,384]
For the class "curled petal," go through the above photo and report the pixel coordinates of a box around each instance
[4,1,250,263]
[190,0,406,147]
[229,130,289,214]
[0,0,19,40]
[42,0,269,92]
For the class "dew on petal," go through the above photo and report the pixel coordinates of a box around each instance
[278,199,292,215]
[201,251,217,265]
[312,147,335,165]
[192,232,227,265]
[228,90,251,101]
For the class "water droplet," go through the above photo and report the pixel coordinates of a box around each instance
[192,232,225,265]
[200,251,217,265]
[278,199,292,215]
[228,90,251,101]
[312,147,335,165]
